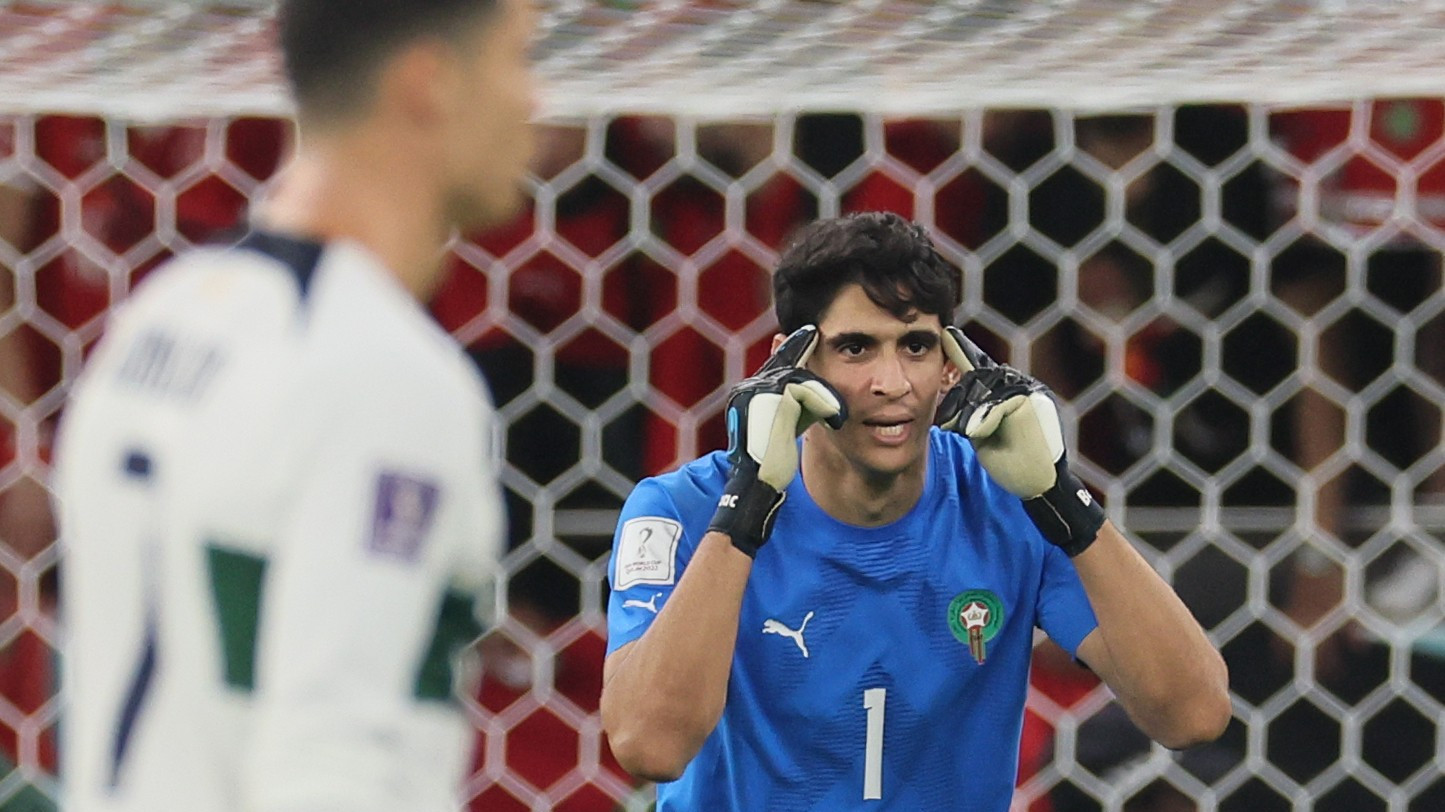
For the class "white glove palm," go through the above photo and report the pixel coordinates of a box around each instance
[709,325,847,556]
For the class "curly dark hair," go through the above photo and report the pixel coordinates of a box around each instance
[773,212,961,333]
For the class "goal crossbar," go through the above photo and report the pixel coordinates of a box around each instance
[5,0,1445,121]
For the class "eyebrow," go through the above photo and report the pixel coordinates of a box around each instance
[826,331,879,350]
[904,330,941,349]
[825,330,940,350]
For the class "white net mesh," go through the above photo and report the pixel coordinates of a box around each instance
[9,0,1445,120]
[4,2,1445,811]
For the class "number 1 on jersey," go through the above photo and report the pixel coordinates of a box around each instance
[863,687,886,800]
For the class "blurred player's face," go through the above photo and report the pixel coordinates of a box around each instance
[799,283,958,481]
[441,0,538,229]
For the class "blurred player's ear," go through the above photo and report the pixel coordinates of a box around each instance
[384,39,451,129]
[770,333,786,355]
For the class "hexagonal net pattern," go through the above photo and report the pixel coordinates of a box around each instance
[4,4,1445,812]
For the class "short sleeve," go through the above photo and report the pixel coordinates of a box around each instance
[1034,543,1099,657]
[605,477,692,655]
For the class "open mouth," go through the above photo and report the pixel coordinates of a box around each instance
[863,417,913,439]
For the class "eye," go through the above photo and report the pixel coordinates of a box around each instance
[839,342,866,357]
[905,338,931,355]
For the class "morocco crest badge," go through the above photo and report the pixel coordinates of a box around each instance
[947,589,1004,665]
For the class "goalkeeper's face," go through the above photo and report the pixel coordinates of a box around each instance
[799,283,959,480]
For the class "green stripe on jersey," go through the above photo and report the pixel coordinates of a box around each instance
[414,590,484,702]
[206,545,267,692]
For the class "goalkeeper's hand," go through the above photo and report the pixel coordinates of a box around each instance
[708,325,847,557]
[934,326,1104,557]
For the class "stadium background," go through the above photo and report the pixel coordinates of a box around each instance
[3,1,1445,810]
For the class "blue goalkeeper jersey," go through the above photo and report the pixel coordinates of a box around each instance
[606,428,1099,811]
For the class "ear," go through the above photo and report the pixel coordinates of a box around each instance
[384,39,451,128]
[770,333,786,355]
[942,351,962,388]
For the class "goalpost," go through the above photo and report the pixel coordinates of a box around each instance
[5,1,1445,809]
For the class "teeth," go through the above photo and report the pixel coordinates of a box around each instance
[875,424,905,437]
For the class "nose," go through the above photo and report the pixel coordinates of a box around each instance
[870,353,911,399]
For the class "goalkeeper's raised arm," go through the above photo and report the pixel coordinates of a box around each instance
[937,326,1230,748]
[600,324,845,780]
[602,212,1229,811]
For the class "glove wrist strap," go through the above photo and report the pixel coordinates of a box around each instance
[708,466,786,558]
[1022,460,1105,557]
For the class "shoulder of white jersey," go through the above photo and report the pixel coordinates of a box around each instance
[83,238,320,383]
[280,239,491,434]
[105,231,489,430]
[116,239,314,322]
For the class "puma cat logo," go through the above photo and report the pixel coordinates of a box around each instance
[622,593,660,614]
[762,611,815,658]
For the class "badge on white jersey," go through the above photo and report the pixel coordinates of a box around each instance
[615,517,682,590]
[369,471,441,562]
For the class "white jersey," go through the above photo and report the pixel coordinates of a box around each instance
[55,232,504,812]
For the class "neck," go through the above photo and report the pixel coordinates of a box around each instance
[798,431,928,527]
[254,126,450,301]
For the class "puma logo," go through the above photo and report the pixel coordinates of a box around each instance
[622,593,660,614]
[762,611,815,658]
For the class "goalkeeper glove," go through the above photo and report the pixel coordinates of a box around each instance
[708,325,847,557]
[935,326,1104,557]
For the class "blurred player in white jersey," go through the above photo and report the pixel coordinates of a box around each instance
[53,0,536,809]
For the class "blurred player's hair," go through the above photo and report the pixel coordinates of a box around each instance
[278,0,499,125]
[773,211,962,333]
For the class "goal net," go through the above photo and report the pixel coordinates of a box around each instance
[4,1,1445,810]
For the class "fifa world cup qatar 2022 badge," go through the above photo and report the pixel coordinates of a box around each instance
[948,590,1004,665]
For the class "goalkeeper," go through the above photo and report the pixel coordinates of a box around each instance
[601,212,1229,809]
